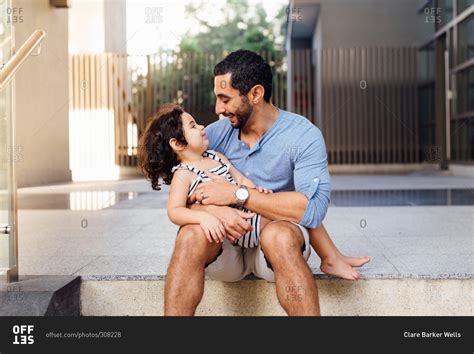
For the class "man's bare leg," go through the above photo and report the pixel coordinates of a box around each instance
[260,221,320,316]
[164,224,222,316]
[309,224,370,280]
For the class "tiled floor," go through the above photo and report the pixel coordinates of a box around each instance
[14,173,474,280]
[14,188,474,210]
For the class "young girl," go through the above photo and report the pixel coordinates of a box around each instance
[138,103,270,248]
[138,103,368,278]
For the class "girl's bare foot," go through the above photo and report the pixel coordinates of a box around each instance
[342,255,370,267]
[320,255,361,280]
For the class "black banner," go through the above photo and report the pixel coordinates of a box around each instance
[0,316,471,353]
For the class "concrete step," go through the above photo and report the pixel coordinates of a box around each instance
[0,276,81,316]
[80,276,472,316]
[15,177,473,316]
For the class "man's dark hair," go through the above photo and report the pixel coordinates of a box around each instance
[214,50,272,103]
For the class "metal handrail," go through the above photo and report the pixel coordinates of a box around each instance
[0,30,46,91]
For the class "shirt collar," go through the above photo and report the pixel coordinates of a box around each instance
[237,108,283,148]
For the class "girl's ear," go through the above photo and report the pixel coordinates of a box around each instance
[169,138,184,152]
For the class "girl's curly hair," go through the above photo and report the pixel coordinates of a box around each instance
[137,103,187,191]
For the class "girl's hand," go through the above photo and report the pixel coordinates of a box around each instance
[200,214,226,243]
[257,186,273,194]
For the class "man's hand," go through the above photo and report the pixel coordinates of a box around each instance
[189,170,238,206]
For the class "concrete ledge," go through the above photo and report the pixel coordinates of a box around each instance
[79,272,473,281]
[0,275,81,316]
[120,166,144,178]
[329,163,438,174]
[449,164,474,178]
[80,278,472,316]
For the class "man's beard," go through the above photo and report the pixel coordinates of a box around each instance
[227,97,253,129]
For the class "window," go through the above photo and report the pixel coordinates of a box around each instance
[418,42,436,158]
[418,42,435,81]
[458,15,474,64]
[456,65,474,115]
[458,0,474,14]
[451,118,474,160]
[436,0,454,30]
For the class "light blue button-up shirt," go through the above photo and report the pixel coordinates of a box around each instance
[205,109,331,228]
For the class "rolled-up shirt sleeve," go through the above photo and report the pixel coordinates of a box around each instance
[294,127,331,228]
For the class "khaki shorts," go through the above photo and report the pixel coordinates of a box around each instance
[204,221,311,282]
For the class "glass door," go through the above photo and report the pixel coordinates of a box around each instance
[0,0,18,282]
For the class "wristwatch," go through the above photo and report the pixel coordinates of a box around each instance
[234,185,249,207]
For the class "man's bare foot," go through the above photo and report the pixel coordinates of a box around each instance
[342,255,370,267]
[320,255,361,280]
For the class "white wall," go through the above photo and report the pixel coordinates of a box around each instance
[68,0,126,53]
[68,0,106,53]
[104,0,127,52]
[13,0,71,187]
[10,0,129,187]
[68,0,126,181]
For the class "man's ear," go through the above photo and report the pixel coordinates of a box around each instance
[249,84,265,104]
[169,138,185,152]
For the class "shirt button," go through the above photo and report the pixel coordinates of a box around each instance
[245,172,250,176]
[313,178,319,183]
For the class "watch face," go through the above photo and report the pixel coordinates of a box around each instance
[236,187,249,200]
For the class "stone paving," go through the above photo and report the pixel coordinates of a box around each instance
[14,173,474,280]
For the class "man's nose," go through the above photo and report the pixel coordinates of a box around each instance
[215,101,225,115]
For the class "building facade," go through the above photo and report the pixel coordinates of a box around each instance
[286,0,474,167]
[418,0,473,166]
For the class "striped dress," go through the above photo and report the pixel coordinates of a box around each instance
[171,150,261,248]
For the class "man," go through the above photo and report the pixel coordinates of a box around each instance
[164,50,368,316]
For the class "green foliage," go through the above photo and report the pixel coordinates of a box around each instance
[132,0,288,125]
[179,0,286,54]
